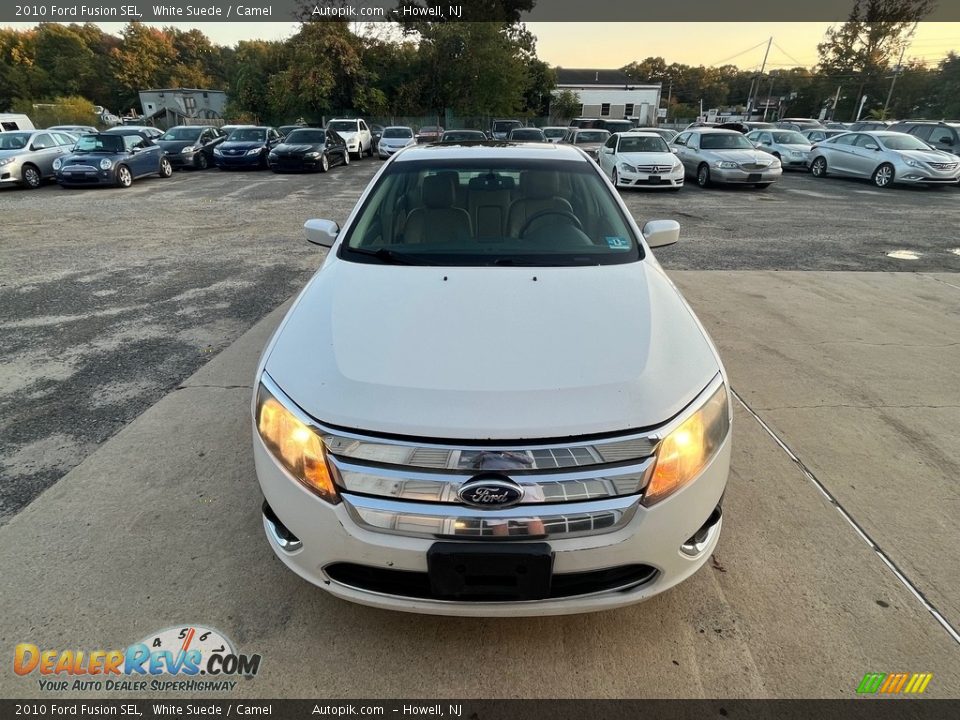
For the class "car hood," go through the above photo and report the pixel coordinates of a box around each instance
[264,260,721,439]
[61,150,122,161]
[617,152,677,165]
[336,131,358,140]
[157,139,199,150]
[701,148,775,164]
[273,142,324,153]
[220,141,265,151]
[381,138,414,146]
[776,143,812,152]
[898,148,958,163]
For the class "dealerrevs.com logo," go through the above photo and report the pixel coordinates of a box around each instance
[14,625,262,692]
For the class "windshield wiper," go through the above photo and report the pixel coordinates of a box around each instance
[347,247,434,266]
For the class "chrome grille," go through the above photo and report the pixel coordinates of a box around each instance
[928,162,957,170]
[63,164,97,172]
[738,162,768,170]
[635,164,671,173]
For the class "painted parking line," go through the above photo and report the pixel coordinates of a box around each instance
[853,189,883,196]
[785,189,834,199]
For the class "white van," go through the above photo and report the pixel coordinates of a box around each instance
[0,114,35,132]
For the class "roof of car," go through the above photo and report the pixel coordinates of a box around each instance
[619,131,662,136]
[686,127,742,135]
[391,143,589,163]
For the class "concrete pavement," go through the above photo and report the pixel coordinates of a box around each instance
[1,271,958,698]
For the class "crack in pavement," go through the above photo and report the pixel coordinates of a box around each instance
[755,403,960,411]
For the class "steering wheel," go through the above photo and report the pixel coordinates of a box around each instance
[519,209,583,238]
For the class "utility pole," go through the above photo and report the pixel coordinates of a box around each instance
[883,22,918,119]
[746,37,773,120]
[762,75,775,120]
[831,85,842,121]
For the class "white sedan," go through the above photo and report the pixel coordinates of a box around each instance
[598,131,684,190]
[252,143,731,616]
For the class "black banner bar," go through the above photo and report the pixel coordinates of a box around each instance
[4,0,960,23]
[2,700,959,719]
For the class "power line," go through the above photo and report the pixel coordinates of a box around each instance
[707,40,770,67]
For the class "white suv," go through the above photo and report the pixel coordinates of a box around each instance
[253,144,731,616]
[326,118,372,159]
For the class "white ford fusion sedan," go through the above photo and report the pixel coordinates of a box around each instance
[252,143,732,616]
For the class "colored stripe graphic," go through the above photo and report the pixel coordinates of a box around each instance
[857,672,932,695]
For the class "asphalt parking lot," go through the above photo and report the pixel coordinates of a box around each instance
[1,159,958,698]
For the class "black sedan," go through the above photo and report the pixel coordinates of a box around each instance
[214,126,283,169]
[268,128,349,173]
[54,131,172,188]
[156,125,225,170]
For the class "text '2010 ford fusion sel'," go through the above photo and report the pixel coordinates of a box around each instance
[252,142,732,616]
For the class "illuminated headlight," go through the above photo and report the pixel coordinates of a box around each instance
[714,161,738,169]
[181,146,195,154]
[53,158,63,170]
[246,148,261,155]
[643,384,730,506]
[256,380,340,504]
[0,157,16,167]
[99,158,112,170]
[619,163,637,173]
[304,151,320,159]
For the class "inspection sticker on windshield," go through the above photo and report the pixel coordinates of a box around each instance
[606,236,630,250]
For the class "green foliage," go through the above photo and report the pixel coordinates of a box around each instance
[550,89,580,121]
[13,95,98,127]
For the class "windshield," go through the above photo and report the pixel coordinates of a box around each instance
[493,121,522,132]
[700,133,755,150]
[284,130,325,144]
[510,129,544,140]
[74,135,124,153]
[341,159,641,267]
[543,128,567,138]
[384,128,414,139]
[420,127,441,133]
[575,131,609,144]
[328,121,358,132]
[160,127,202,141]
[772,131,808,144]
[881,134,934,151]
[618,135,669,153]
[442,131,484,141]
[0,133,30,150]
[604,122,634,132]
[227,128,266,142]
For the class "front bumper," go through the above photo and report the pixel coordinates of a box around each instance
[616,169,684,189]
[215,152,263,168]
[269,155,322,171]
[711,166,782,184]
[56,166,117,186]
[378,146,407,159]
[0,161,25,183]
[892,165,960,185]
[254,428,730,616]
[166,151,197,168]
[780,155,810,170]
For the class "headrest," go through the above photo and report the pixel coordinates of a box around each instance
[422,174,455,208]
[520,170,560,199]
[468,173,516,190]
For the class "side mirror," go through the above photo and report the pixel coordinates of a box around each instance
[304,218,340,248]
[865,143,879,151]
[938,136,953,145]
[642,219,680,248]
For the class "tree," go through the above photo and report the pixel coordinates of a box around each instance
[550,88,580,122]
[817,0,935,119]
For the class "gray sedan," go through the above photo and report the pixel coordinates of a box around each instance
[671,128,782,188]
[809,131,960,188]
[745,129,813,170]
[0,130,78,189]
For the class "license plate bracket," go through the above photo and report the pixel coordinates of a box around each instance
[427,542,554,600]
[648,175,662,183]
[747,173,762,182]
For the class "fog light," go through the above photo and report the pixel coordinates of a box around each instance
[680,505,722,557]
[263,501,302,552]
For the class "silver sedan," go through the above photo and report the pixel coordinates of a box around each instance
[809,131,960,188]
[671,128,782,188]
[0,130,77,189]
[745,129,813,170]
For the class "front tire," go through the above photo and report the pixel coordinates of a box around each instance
[612,168,620,188]
[21,164,42,189]
[320,154,329,173]
[872,163,894,188]
[811,157,827,177]
[195,153,209,170]
[159,157,173,178]
[116,165,133,188]
[343,151,350,166]
[697,163,711,188]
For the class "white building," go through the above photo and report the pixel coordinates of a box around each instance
[553,69,662,125]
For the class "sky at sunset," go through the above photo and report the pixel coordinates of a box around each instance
[4,21,959,70]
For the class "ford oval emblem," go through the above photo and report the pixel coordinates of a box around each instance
[457,474,524,509]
